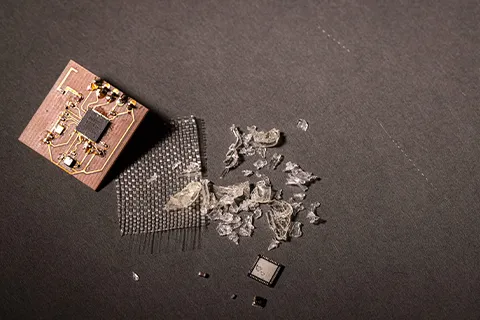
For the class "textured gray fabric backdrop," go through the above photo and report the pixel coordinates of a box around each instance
[1,0,479,319]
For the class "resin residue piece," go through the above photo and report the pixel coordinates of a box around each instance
[132,271,139,281]
[253,159,268,170]
[269,153,284,170]
[306,202,323,224]
[172,161,182,170]
[147,173,158,183]
[164,181,203,211]
[181,161,202,176]
[283,161,319,191]
[297,119,309,131]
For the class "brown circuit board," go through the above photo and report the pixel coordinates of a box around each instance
[19,60,148,190]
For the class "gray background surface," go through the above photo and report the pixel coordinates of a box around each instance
[1,0,479,319]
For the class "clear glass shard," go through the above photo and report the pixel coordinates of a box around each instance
[165,181,203,211]
[296,119,309,131]
[253,159,268,170]
[267,239,281,251]
[269,153,284,170]
[289,221,303,238]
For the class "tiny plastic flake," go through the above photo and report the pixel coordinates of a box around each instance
[268,239,281,251]
[253,159,268,170]
[269,153,284,170]
[164,181,202,211]
[297,119,309,131]
[242,169,254,177]
[283,161,318,191]
[306,202,322,224]
[132,272,139,281]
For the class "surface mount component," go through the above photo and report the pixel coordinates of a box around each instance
[248,255,283,287]
[252,296,267,308]
[19,60,149,190]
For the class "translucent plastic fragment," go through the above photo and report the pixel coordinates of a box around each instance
[269,153,284,170]
[291,202,305,215]
[242,169,254,177]
[238,226,253,237]
[297,119,309,131]
[182,161,202,176]
[221,125,243,177]
[251,180,272,203]
[257,147,267,158]
[289,221,303,238]
[216,223,233,236]
[266,200,293,241]
[165,181,203,211]
[267,239,281,251]
[147,173,158,183]
[306,202,322,224]
[248,126,281,148]
[228,232,240,245]
[283,161,299,172]
[132,271,140,281]
[172,161,182,170]
[293,193,306,201]
[253,208,262,219]
[306,211,322,224]
[274,189,283,200]
[213,181,251,206]
[253,159,268,170]
[283,162,318,191]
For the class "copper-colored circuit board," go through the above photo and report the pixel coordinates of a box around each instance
[19,60,148,190]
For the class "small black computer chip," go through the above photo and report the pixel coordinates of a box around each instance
[248,255,284,287]
[76,109,110,142]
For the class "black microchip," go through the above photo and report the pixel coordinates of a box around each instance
[76,109,110,142]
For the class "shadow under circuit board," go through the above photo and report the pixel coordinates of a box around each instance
[19,60,149,190]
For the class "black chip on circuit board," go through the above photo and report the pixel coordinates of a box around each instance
[76,109,110,142]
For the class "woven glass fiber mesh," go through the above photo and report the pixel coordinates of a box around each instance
[115,116,205,235]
